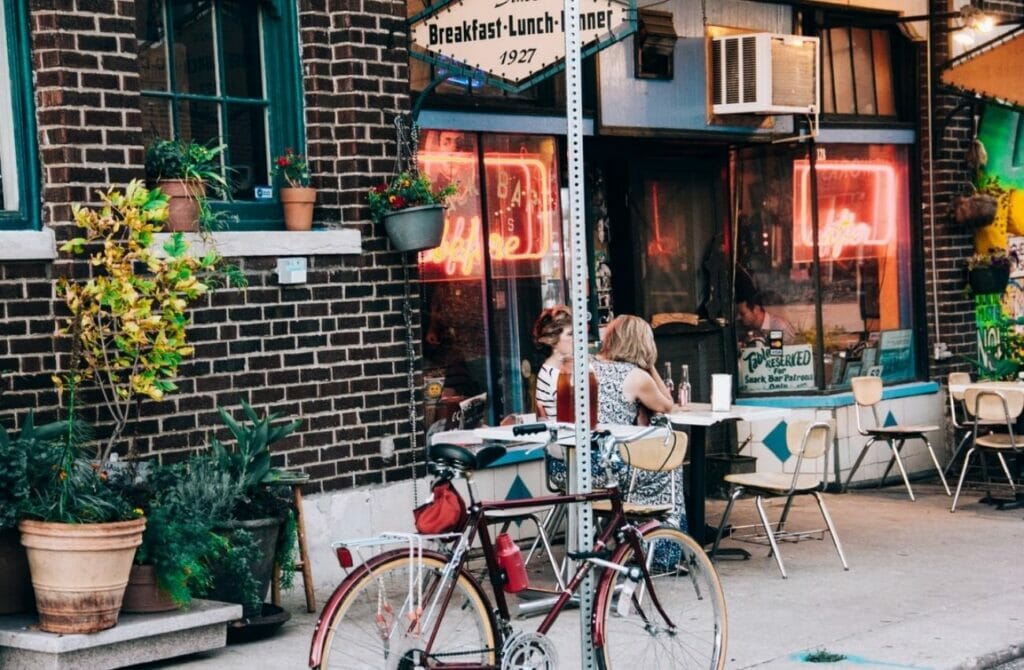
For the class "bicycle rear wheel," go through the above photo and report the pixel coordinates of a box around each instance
[596,526,727,670]
[317,552,497,669]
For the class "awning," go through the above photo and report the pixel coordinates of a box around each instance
[941,26,1024,108]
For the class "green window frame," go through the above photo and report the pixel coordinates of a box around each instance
[137,0,305,231]
[0,0,40,231]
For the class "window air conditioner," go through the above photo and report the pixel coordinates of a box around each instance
[710,33,819,115]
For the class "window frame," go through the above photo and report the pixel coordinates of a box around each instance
[0,0,39,231]
[139,0,305,231]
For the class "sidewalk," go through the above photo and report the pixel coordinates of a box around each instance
[144,481,1024,669]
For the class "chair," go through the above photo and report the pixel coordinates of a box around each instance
[710,420,848,579]
[950,388,1024,512]
[591,430,689,519]
[843,376,951,501]
[946,372,1000,480]
[271,471,316,612]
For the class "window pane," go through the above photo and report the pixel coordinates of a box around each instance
[136,0,169,92]
[179,98,221,150]
[872,30,895,116]
[226,104,266,200]
[222,0,262,99]
[172,1,217,95]
[140,98,173,148]
[829,28,855,114]
[850,28,876,114]
[821,30,835,115]
[0,0,16,211]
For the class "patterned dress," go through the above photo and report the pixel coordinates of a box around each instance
[591,357,688,534]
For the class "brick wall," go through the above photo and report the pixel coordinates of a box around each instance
[923,0,1024,381]
[0,0,426,496]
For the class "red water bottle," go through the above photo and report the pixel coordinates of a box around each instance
[495,532,528,593]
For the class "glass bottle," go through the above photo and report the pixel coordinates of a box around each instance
[556,359,598,429]
[678,364,691,407]
[663,361,675,396]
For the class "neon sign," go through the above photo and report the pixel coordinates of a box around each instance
[793,160,897,262]
[418,151,555,277]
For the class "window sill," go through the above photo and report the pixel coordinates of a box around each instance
[151,229,362,258]
[0,230,57,260]
[735,381,940,409]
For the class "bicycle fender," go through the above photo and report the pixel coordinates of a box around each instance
[307,548,494,669]
[591,519,664,647]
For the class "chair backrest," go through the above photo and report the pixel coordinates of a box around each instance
[964,388,1024,423]
[617,431,688,473]
[948,372,972,429]
[948,371,971,402]
[850,376,883,434]
[786,420,834,491]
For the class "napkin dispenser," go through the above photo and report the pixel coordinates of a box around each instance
[711,374,732,412]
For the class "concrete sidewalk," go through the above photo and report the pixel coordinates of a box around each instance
[144,481,1024,669]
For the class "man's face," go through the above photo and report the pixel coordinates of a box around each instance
[737,303,763,329]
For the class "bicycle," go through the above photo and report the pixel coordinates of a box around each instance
[308,422,727,669]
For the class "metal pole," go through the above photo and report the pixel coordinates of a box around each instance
[562,0,596,665]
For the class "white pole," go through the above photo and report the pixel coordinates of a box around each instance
[562,0,596,665]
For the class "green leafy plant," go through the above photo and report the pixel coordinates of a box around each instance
[55,180,228,460]
[367,170,457,224]
[144,138,230,198]
[0,412,70,530]
[966,247,1012,272]
[271,148,311,188]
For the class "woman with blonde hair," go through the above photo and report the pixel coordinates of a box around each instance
[592,315,685,532]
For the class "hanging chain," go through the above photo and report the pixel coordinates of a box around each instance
[403,260,421,507]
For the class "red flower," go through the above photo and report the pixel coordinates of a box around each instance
[277,156,289,167]
[373,183,388,194]
[391,195,407,209]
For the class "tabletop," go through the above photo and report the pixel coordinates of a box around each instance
[948,380,1024,395]
[665,402,790,427]
[431,423,668,448]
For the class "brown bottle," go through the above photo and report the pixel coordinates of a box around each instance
[555,360,598,429]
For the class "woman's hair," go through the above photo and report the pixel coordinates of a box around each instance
[599,315,657,369]
[532,305,572,354]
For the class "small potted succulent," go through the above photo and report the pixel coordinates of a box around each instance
[272,148,315,231]
[144,138,229,232]
[367,170,457,252]
[966,247,1013,295]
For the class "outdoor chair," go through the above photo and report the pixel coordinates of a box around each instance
[591,430,689,520]
[843,376,950,501]
[946,372,1000,479]
[951,388,1024,512]
[710,420,848,579]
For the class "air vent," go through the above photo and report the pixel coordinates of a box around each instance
[710,33,819,115]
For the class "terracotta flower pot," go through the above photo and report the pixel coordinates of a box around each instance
[280,187,316,231]
[384,204,446,252]
[122,563,179,613]
[19,517,146,634]
[157,179,206,232]
[0,528,34,615]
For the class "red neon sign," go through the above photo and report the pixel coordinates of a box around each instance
[793,160,897,262]
[418,151,555,277]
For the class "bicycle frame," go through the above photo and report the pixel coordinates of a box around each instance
[309,483,673,669]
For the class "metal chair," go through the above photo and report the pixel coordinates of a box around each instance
[844,376,950,501]
[711,420,848,579]
[591,430,688,520]
[950,388,1024,512]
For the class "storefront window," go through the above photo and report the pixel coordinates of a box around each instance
[419,130,565,428]
[735,143,915,394]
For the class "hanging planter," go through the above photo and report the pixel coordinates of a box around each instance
[383,204,446,252]
[952,192,998,229]
[968,266,1010,295]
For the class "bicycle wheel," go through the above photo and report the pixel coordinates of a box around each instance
[595,526,727,670]
[317,552,497,669]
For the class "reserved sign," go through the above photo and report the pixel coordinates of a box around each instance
[739,344,816,392]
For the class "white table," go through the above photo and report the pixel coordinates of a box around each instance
[666,403,790,545]
[948,380,1024,395]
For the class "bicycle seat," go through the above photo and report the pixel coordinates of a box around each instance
[428,443,507,471]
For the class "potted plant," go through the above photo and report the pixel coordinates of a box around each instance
[272,148,316,231]
[16,396,146,634]
[367,170,457,252]
[952,176,1002,229]
[144,138,229,232]
[966,247,1013,296]
[55,180,235,461]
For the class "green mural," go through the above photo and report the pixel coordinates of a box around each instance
[978,105,1024,189]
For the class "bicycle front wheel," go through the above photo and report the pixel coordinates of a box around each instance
[317,552,497,669]
[596,526,727,670]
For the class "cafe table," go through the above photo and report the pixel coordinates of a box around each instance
[666,402,790,546]
[947,379,1024,396]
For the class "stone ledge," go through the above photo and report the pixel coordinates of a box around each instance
[0,230,57,260]
[0,599,242,670]
[151,228,361,258]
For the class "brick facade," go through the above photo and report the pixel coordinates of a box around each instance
[0,0,426,495]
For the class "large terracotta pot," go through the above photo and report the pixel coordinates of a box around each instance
[280,187,316,231]
[157,179,206,232]
[122,563,178,613]
[0,528,34,614]
[384,204,445,252]
[19,517,146,634]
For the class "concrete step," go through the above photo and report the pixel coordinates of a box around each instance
[0,599,242,670]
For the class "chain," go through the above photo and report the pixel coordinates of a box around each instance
[403,260,421,508]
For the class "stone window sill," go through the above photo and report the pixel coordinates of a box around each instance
[0,230,57,260]
[151,229,362,257]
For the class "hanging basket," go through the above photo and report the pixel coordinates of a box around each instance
[968,266,1010,295]
[952,192,998,229]
[384,205,446,253]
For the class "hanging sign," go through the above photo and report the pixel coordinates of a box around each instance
[409,0,635,92]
